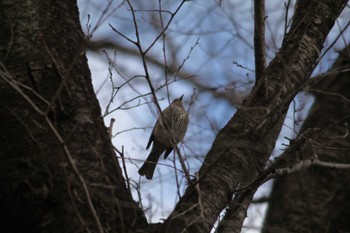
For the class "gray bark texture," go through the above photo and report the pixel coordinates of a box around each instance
[262,45,350,233]
[0,0,146,232]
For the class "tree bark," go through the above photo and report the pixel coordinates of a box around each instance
[262,45,350,233]
[0,0,146,232]
[163,0,348,232]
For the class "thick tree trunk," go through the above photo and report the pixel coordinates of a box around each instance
[262,46,350,233]
[0,1,145,232]
[163,1,348,232]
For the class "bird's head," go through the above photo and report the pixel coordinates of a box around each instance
[172,94,184,104]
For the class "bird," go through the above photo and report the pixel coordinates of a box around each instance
[138,95,189,180]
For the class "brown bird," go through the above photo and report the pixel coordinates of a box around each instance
[138,95,189,179]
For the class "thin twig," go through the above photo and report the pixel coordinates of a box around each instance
[143,0,188,55]
[270,157,350,178]
[120,146,132,192]
[283,0,291,39]
[108,118,116,138]
[174,145,192,184]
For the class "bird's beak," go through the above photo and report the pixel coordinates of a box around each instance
[179,94,184,101]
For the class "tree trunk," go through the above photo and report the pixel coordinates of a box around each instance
[0,0,146,232]
[262,45,350,233]
[163,0,348,232]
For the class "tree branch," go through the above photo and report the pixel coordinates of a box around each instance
[254,0,266,83]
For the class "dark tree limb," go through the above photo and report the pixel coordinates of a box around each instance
[0,1,147,232]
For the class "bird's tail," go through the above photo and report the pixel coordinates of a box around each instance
[138,146,164,180]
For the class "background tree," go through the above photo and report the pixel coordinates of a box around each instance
[262,45,350,233]
[1,0,350,233]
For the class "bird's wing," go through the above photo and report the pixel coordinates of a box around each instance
[146,120,157,149]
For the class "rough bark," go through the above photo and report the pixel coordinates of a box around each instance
[0,0,146,232]
[262,45,350,233]
[162,0,348,232]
